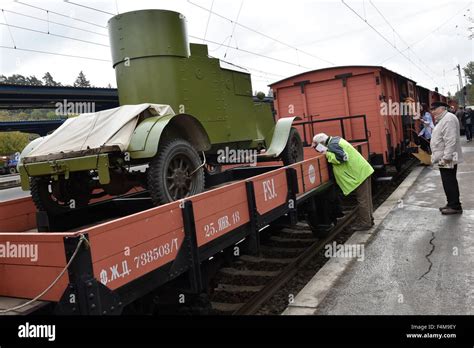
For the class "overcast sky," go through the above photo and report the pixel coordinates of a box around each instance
[0,0,472,96]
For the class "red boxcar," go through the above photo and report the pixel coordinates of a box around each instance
[270,65,422,166]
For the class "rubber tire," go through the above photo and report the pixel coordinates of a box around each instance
[9,167,17,174]
[147,139,205,206]
[281,127,304,165]
[30,175,91,215]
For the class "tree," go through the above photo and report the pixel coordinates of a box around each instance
[43,72,61,86]
[467,85,474,105]
[0,110,10,121]
[255,91,266,101]
[0,132,30,155]
[46,111,58,119]
[73,71,91,87]
[30,110,44,120]
[27,76,43,86]
[6,74,27,85]
[454,62,474,105]
[463,61,474,84]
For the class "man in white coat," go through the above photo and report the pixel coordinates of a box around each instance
[430,101,464,215]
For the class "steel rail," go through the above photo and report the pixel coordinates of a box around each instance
[233,207,358,315]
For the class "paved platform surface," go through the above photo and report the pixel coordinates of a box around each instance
[0,186,30,202]
[285,140,474,315]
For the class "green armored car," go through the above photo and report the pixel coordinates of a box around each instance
[19,10,303,215]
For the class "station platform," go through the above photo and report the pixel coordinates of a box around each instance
[284,140,474,315]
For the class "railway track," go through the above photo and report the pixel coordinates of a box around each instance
[207,208,357,315]
[208,158,417,315]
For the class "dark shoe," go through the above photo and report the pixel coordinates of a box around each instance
[441,207,463,215]
[439,205,448,211]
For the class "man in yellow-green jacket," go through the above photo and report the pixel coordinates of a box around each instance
[312,133,374,231]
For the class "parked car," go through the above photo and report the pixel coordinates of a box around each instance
[0,153,19,174]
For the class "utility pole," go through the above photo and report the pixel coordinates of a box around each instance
[456,64,465,106]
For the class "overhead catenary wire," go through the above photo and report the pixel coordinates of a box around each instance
[1,9,16,48]
[1,8,108,37]
[15,1,107,29]
[218,57,285,78]
[369,1,439,78]
[187,0,335,66]
[0,44,111,62]
[0,21,287,76]
[341,0,437,84]
[63,0,116,16]
[0,22,109,47]
[293,1,455,50]
[190,35,312,70]
[223,0,244,59]
[378,2,472,65]
[203,0,215,43]
[0,24,286,75]
[7,2,294,80]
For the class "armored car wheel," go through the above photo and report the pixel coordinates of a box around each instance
[30,173,92,215]
[147,139,205,205]
[281,127,304,165]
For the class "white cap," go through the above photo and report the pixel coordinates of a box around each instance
[312,133,329,147]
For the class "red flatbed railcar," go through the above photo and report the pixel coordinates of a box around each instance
[0,138,369,315]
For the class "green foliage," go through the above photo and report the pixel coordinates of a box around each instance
[0,132,30,155]
[42,72,61,86]
[0,109,60,121]
[4,74,28,85]
[30,110,44,120]
[256,91,266,100]
[454,61,474,105]
[46,111,58,119]
[27,76,43,86]
[463,62,474,85]
[73,71,91,87]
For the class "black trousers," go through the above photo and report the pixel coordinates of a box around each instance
[439,165,461,209]
[465,124,472,141]
[419,137,431,153]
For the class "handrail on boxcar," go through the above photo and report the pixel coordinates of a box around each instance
[293,114,369,154]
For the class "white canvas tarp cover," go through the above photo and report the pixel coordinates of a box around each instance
[26,104,175,158]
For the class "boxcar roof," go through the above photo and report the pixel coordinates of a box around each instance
[269,65,417,87]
